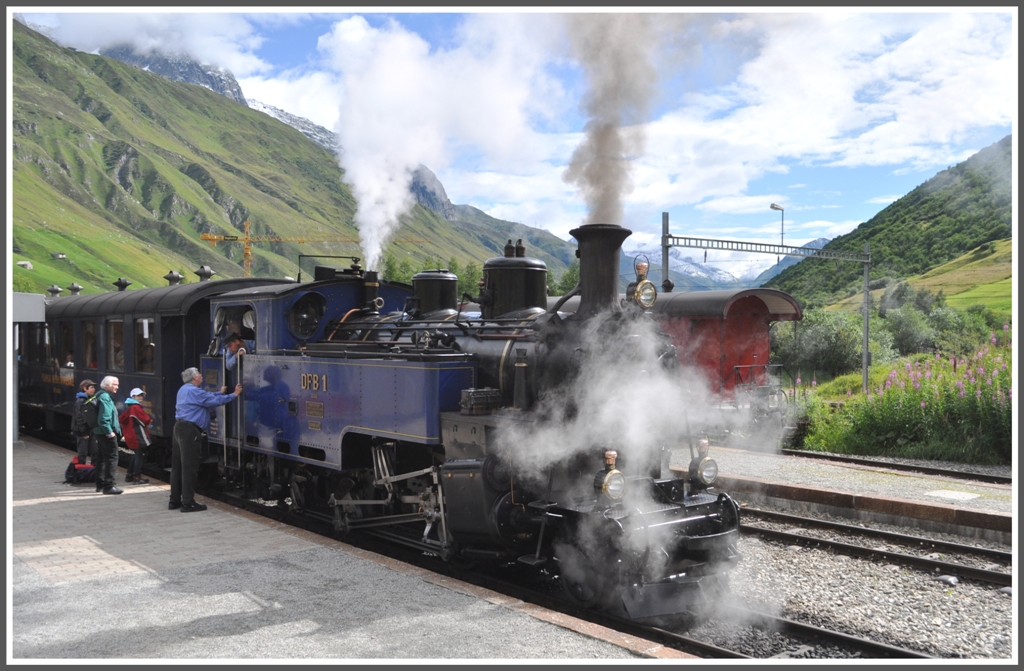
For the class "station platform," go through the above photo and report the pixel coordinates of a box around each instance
[671,446,1014,546]
[9,437,689,661]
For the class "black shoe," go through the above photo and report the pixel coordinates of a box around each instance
[134,477,150,485]
[168,501,181,510]
[125,475,134,483]
[102,487,123,495]
[96,484,104,492]
[180,502,207,513]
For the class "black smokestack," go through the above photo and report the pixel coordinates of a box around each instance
[571,223,631,318]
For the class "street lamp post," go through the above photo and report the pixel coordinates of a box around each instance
[770,203,784,264]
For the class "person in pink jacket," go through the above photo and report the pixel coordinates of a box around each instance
[119,388,152,485]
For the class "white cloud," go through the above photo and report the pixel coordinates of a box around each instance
[695,195,788,215]
[817,219,863,238]
[20,11,270,75]
[866,194,901,204]
[237,71,343,129]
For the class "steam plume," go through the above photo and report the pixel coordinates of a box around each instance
[562,14,660,225]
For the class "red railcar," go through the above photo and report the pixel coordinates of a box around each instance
[651,289,802,397]
[548,288,803,399]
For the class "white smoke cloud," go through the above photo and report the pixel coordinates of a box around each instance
[317,14,564,270]
[488,310,765,589]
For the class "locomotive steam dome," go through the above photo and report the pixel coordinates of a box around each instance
[480,239,548,319]
[412,269,459,314]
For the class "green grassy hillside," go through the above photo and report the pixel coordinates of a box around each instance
[11,20,571,295]
[828,237,1012,314]
[765,135,1012,308]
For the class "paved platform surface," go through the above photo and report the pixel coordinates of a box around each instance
[670,445,1014,544]
[10,437,689,661]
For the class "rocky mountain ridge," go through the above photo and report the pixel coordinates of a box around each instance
[99,45,248,105]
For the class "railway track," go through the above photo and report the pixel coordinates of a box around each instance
[739,507,1012,587]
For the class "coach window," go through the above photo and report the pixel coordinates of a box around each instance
[108,320,125,371]
[135,318,155,373]
[21,323,48,364]
[59,322,74,368]
[83,321,98,369]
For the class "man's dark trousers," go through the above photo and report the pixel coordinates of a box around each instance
[170,420,203,506]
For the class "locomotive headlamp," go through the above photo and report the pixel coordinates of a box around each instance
[595,469,626,500]
[633,279,658,309]
[688,457,719,487]
[698,438,710,458]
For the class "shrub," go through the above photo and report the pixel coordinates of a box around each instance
[883,306,934,355]
[772,310,866,379]
[799,343,1013,464]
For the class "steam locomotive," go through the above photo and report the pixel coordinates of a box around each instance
[18,222,742,619]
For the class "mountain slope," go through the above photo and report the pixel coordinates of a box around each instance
[765,135,1012,307]
[752,237,830,285]
[11,21,571,294]
[828,237,1012,314]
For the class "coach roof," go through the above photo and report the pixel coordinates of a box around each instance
[45,278,290,319]
[651,288,803,320]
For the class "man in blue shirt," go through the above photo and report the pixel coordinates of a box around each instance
[170,367,242,512]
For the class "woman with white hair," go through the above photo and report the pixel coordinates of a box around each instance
[92,376,123,495]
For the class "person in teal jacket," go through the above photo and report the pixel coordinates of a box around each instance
[93,376,124,495]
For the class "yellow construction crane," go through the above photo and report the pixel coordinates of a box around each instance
[201,220,428,277]
[200,220,360,277]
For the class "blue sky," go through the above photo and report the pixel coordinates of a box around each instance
[13,9,1017,276]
